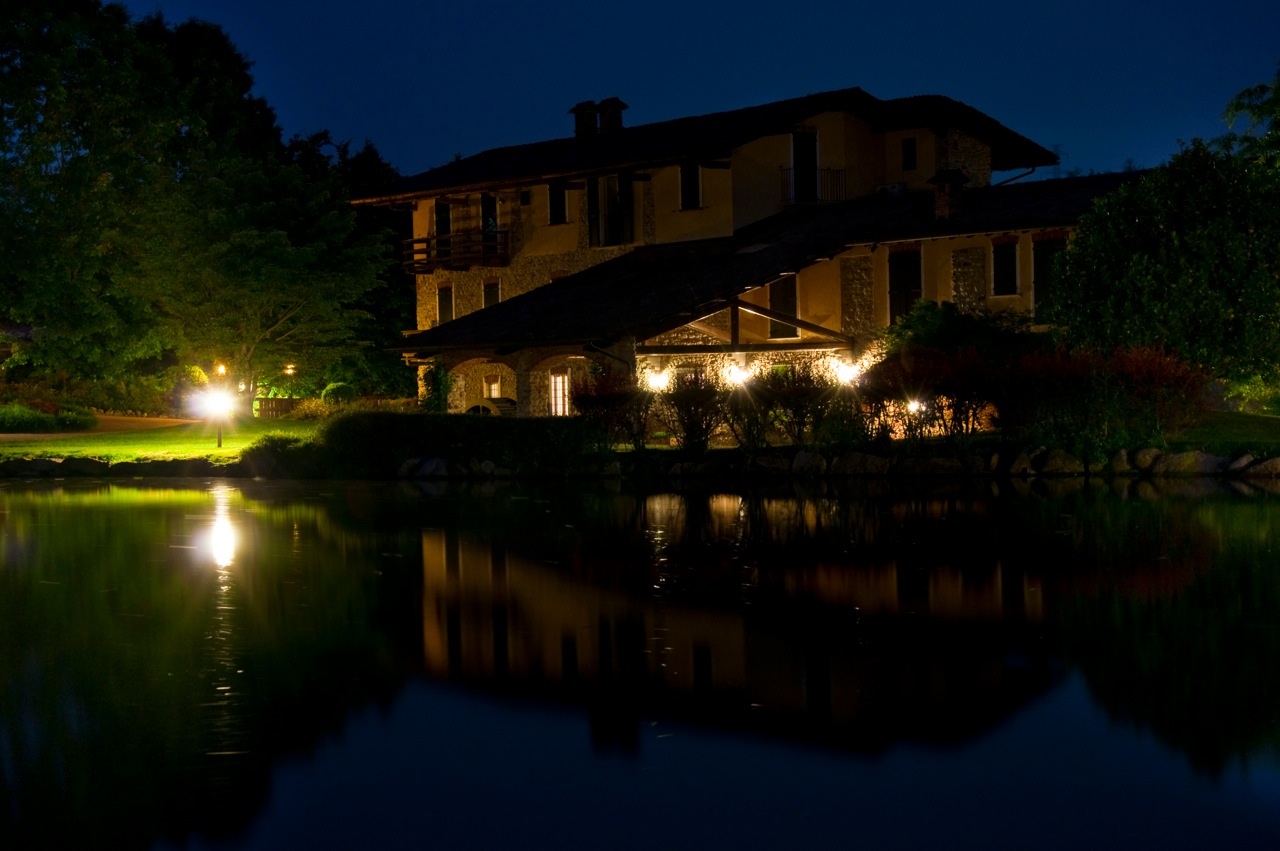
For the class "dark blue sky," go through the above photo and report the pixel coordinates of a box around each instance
[120,0,1277,179]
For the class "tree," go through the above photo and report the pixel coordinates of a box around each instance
[0,1,178,377]
[1,2,403,403]
[1044,69,1280,386]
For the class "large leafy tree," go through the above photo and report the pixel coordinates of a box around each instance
[1,2,400,397]
[0,1,176,376]
[1044,68,1280,386]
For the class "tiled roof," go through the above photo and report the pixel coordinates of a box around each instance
[399,171,1139,356]
[371,87,1058,201]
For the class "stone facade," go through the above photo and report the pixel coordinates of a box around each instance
[840,256,875,335]
[939,128,992,187]
[951,247,986,314]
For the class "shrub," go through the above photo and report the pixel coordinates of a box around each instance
[0,401,97,433]
[757,363,837,447]
[287,398,332,421]
[656,372,723,453]
[321,382,357,405]
[997,346,1209,460]
[571,372,654,450]
[722,386,775,453]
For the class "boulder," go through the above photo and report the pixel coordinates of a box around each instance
[59,457,111,477]
[1150,451,1228,476]
[1241,456,1280,478]
[791,450,827,475]
[1037,449,1085,475]
[1131,448,1162,471]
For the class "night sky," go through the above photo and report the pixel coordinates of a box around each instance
[118,0,1277,179]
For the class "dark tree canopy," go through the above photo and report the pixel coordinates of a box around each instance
[0,1,408,397]
[1044,68,1280,385]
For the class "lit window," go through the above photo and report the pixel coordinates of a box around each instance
[484,375,500,399]
[549,372,570,416]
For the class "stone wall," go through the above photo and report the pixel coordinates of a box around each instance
[417,244,633,328]
[951,247,986,314]
[840,256,875,335]
[939,129,992,187]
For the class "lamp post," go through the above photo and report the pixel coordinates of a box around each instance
[202,389,234,448]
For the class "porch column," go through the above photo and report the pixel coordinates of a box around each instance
[515,353,534,417]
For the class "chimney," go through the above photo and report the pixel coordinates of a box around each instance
[927,168,970,219]
[596,97,628,133]
[569,100,598,138]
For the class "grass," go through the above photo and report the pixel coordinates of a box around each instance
[0,416,319,462]
[1170,410,1280,458]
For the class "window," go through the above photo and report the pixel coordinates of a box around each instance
[588,174,633,246]
[436,285,454,325]
[888,249,922,323]
[434,199,452,259]
[1033,237,1067,320]
[484,374,500,399]
[769,276,799,339]
[680,163,701,210]
[548,371,570,416]
[483,279,501,308]
[792,129,818,204]
[901,137,918,172]
[548,184,568,225]
[992,241,1018,296]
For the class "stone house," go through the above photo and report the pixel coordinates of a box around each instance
[355,87,1131,416]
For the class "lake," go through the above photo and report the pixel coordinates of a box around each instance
[2,476,1278,849]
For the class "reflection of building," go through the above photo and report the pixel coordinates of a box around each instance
[420,492,1057,751]
[359,88,1131,415]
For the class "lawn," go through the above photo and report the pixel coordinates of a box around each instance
[0,416,319,462]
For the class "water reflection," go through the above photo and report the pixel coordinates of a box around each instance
[1,480,1278,848]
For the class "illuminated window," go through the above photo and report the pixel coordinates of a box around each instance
[549,371,570,416]
[484,374,500,399]
[437,285,454,324]
[680,163,701,210]
[993,241,1018,296]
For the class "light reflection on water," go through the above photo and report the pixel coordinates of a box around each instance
[0,479,1278,849]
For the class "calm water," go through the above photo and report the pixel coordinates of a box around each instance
[1,476,1279,849]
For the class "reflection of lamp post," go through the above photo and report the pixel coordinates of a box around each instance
[202,390,234,448]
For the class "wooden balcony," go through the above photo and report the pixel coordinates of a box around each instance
[403,230,511,274]
[779,168,848,204]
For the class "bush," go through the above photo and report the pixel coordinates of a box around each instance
[758,363,837,447]
[286,398,332,421]
[657,372,723,453]
[997,346,1209,460]
[571,372,654,450]
[0,401,97,433]
[321,382,357,405]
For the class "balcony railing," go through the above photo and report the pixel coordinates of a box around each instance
[403,230,511,274]
[779,168,848,204]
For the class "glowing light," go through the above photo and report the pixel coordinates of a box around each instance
[834,361,861,384]
[907,400,922,414]
[200,390,235,418]
[645,370,671,392]
[725,364,750,386]
[211,514,236,567]
[208,486,237,567]
[284,363,296,376]
[215,363,227,376]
